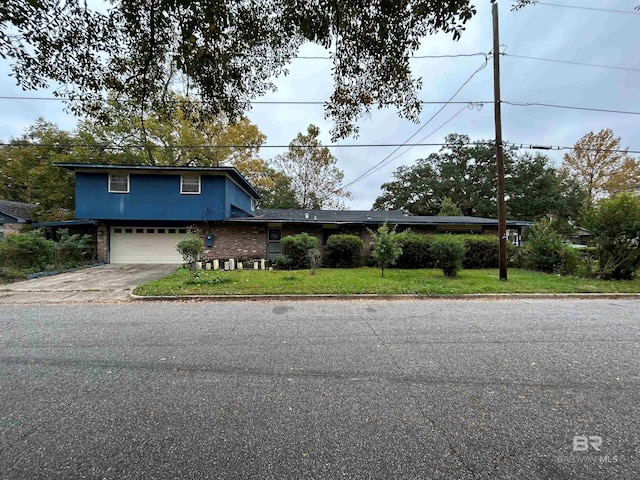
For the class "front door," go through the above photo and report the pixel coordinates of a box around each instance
[267,228,282,261]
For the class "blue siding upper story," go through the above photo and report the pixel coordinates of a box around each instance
[75,172,255,221]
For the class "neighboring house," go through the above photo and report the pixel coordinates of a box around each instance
[570,227,593,246]
[56,163,532,264]
[0,200,36,239]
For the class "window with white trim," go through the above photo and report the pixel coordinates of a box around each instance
[109,174,130,193]
[181,175,201,194]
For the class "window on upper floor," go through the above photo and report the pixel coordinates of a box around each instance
[181,175,201,194]
[109,173,129,193]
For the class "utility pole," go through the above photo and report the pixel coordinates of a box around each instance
[492,0,508,281]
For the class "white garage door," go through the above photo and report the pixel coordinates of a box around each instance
[110,226,189,264]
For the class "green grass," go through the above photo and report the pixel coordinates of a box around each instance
[133,267,640,296]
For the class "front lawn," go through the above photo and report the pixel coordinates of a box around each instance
[133,267,640,296]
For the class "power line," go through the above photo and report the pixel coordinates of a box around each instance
[238,52,490,60]
[506,141,640,155]
[0,141,491,149]
[503,101,640,116]
[537,1,640,15]
[503,53,640,73]
[340,56,490,190]
[3,140,638,155]
[0,95,487,106]
[343,103,478,186]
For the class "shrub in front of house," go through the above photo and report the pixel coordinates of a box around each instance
[324,234,364,268]
[176,238,204,271]
[281,233,318,269]
[394,232,434,269]
[0,232,56,272]
[429,235,467,277]
[522,218,571,274]
[584,193,640,279]
[273,254,293,270]
[460,235,500,269]
[54,229,95,268]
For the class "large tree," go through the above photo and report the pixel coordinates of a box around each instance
[0,1,490,139]
[81,96,266,168]
[272,125,351,209]
[561,129,639,206]
[0,119,84,219]
[373,133,585,222]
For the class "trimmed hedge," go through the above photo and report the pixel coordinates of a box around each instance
[395,233,434,269]
[393,233,502,270]
[459,235,500,269]
[281,233,318,269]
[430,235,467,277]
[324,234,363,268]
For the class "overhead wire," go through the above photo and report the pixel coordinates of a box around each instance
[502,53,640,73]
[502,101,640,116]
[536,1,640,15]
[340,103,478,189]
[339,55,490,190]
[0,95,488,106]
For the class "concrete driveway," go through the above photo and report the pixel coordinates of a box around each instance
[0,264,177,304]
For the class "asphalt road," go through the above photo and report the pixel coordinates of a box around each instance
[0,299,638,479]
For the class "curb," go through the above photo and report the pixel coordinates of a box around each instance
[130,292,640,302]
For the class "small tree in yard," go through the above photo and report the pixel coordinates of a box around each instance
[176,238,204,275]
[308,248,322,275]
[369,225,402,277]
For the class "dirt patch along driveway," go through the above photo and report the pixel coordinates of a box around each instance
[0,264,177,304]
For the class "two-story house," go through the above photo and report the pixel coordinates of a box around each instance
[56,163,532,264]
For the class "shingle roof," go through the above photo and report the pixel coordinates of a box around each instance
[0,200,36,222]
[229,209,532,227]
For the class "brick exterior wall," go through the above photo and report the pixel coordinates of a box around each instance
[96,222,109,263]
[2,223,25,236]
[201,223,268,261]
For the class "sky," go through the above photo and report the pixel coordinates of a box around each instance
[1,0,638,210]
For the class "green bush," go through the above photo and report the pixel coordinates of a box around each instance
[459,235,500,269]
[394,233,501,269]
[176,238,204,270]
[559,247,579,276]
[395,233,433,268]
[430,235,467,277]
[324,234,363,268]
[273,254,292,270]
[584,193,640,279]
[0,232,55,272]
[281,233,318,269]
[522,218,569,274]
[54,229,94,268]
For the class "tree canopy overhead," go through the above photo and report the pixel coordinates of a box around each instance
[1,0,484,139]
